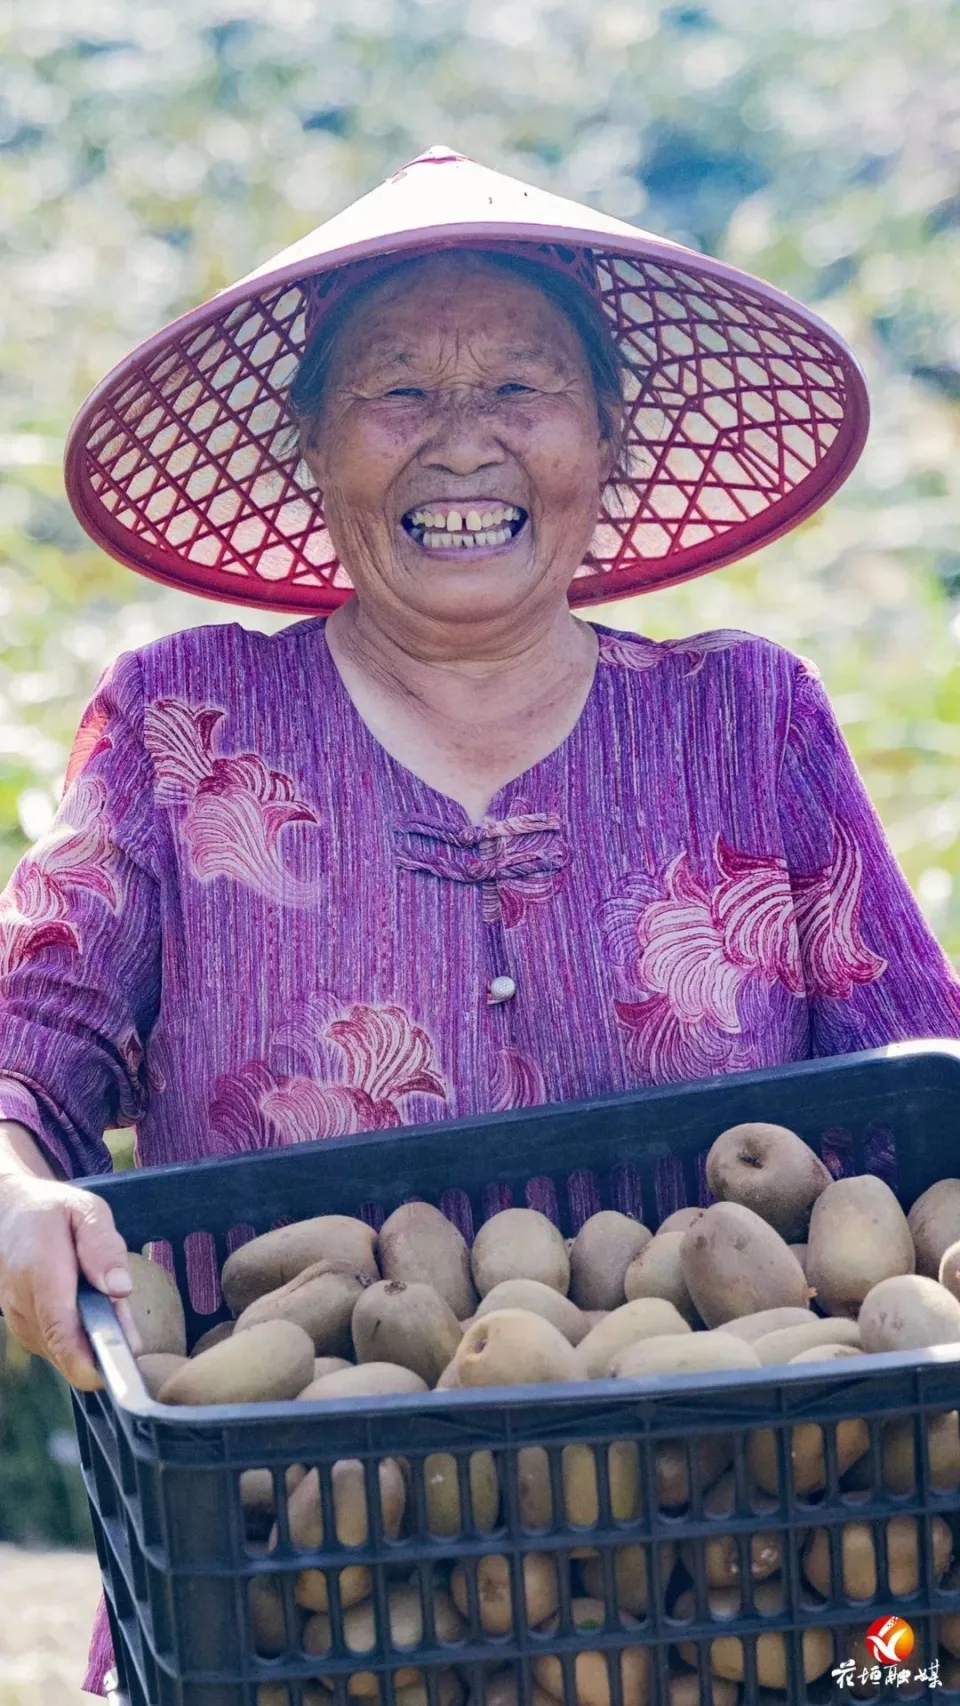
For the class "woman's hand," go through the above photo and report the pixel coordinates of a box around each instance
[0,1124,138,1390]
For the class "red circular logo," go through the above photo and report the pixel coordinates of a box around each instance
[865,1616,915,1665]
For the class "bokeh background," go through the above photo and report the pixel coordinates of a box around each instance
[0,0,959,1692]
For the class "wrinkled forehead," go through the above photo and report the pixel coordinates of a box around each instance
[326,254,591,382]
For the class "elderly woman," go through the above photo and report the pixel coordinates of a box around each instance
[0,145,958,1694]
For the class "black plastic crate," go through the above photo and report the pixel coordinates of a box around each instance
[72,1040,960,1706]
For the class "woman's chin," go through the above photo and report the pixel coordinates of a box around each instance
[395,536,555,621]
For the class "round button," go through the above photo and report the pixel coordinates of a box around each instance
[487,975,517,1003]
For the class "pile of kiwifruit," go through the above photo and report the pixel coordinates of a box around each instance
[121,1121,960,1705]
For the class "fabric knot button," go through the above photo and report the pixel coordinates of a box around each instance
[487,975,517,1004]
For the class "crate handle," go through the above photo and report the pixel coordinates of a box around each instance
[78,1283,155,1415]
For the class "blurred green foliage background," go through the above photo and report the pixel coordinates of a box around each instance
[1,0,959,1541]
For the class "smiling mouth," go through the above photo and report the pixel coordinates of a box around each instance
[402,503,527,552]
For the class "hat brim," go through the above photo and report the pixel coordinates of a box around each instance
[65,174,869,614]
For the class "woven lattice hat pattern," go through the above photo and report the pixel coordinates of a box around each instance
[64,145,869,613]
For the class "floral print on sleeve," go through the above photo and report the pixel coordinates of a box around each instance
[144,698,322,903]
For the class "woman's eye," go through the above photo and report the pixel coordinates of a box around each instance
[384,386,427,399]
[497,381,534,396]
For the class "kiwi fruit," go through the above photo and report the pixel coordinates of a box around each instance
[303,1583,464,1677]
[609,1331,760,1380]
[377,1200,477,1319]
[666,1676,736,1706]
[568,1211,652,1311]
[675,1580,834,1687]
[455,1309,580,1387]
[656,1434,733,1509]
[471,1673,556,1706]
[295,1563,372,1613]
[859,1271,960,1352]
[908,1178,960,1277]
[297,1362,428,1401]
[159,1320,314,1405]
[721,1306,813,1342]
[532,1599,649,1706]
[235,1260,372,1356]
[802,1512,953,1598]
[221,1214,378,1314]
[752,1317,860,1364]
[516,1445,553,1529]
[475,1279,588,1343]
[395,1672,462,1706]
[450,1551,559,1633]
[420,1450,500,1536]
[126,1253,187,1357]
[679,1469,781,1587]
[248,1575,289,1656]
[470,1208,569,1297]
[239,1463,307,1527]
[561,1440,641,1525]
[748,1417,869,1496]
[881,1409,960,1493]
[351,1280,462,1385]
[578,1541,676,1614]
[137,1352,188,1398]
[311,1356,352,1380]
[939,1561,960,1657]
[806,1175,914,1318]
[190,1320,234,1356]
[623,1232,699,1325]
[575,1298,690,1379]
[705,1121,831,1239]
[680,1203,809,1326]
[282,1457,406,1550]
[655,1207,705,1236]
[789,1343,863,1363]
[256,1686,331,1706]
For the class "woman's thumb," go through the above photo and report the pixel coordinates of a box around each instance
[69,1191,132,1296]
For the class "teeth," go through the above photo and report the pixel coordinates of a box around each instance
[414,505,524,551]
[409,503,521,530]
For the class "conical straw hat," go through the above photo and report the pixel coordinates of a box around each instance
[65,145,869,614]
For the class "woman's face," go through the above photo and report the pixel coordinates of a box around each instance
[302,255,615,634]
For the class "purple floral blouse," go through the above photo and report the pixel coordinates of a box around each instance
[1,616,959,1695]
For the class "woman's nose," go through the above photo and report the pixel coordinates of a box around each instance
[419,390,506,473]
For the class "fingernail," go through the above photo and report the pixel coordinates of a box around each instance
[104,1266,132,1296]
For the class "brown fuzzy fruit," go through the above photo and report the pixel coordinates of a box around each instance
[351,1280,462,1386]
[470,1208,569,1297]
[234,1260,371,1357]
[859,1272,960,1353]
[455,1309,580,1387]
[475,1279,588,1343]
[623,1232,699,1325]
[533,1600,650,1706]
[377,1201,477,1319]
[159,1320,314,1405]
[568,1212,652,1311]
[220,1215,378,1314]
[908,1178,960,1278]
[705,1121,831,1239]
[806,1176,914,1319]
[126,1253,187,1357]
[679,1203,809,1327]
